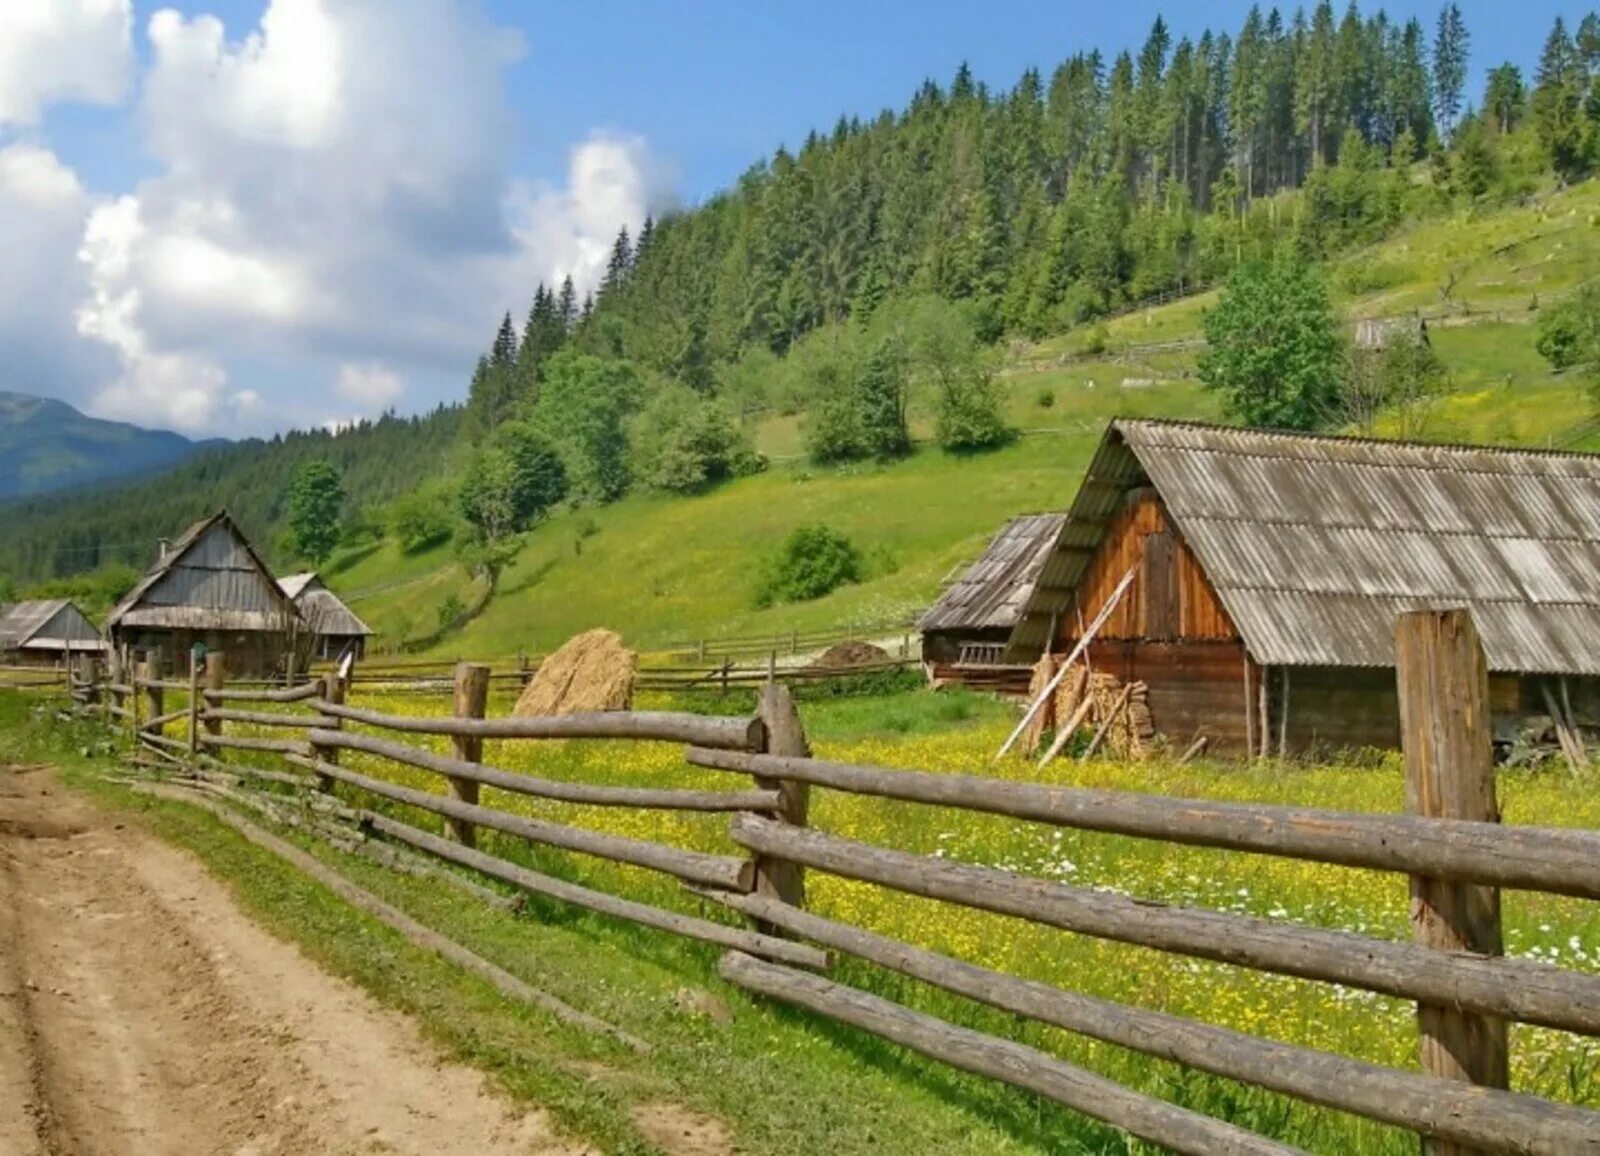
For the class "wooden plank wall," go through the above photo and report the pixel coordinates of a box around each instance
[1062,491,1235,643]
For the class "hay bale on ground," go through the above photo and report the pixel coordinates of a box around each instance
[513,629,636,717]
[807,641,891,671]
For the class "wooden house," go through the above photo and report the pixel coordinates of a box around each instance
[919,514,1064,695]
[0,600,104,667]
[1006,419,1600,756]
[105,511,301,676]
[279,572,372,660]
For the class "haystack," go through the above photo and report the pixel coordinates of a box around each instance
[513,629,636,717]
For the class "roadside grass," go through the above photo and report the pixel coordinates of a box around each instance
[72,680,1599,1153]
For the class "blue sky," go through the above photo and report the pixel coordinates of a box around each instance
[0,1,1583,439]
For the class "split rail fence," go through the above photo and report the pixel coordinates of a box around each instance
[58,609,1600,1154]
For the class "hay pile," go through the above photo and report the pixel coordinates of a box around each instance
[808,641,891,671]
[513,629,636,717]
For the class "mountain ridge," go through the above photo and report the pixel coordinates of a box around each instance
[0,390,226,502]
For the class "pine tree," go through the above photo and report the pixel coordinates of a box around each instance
[602,226,633,296]
[1484,64,1526,135]
[491,311,517,367]
[1432,3,1470,142]
[557,276,577,331]
[1533,18,1588,181]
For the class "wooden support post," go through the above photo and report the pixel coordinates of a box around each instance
[750,683,810,929]
[187,651,201,768]
[1242,656,1254,760]
[1278,667,1290,759]
[790,629,799,655]
[311,670,346,793]
[767,649,778,684]
[1395,608,1508,1156]
[1257,663,1269,762]
[446,663,491,847]
[720,659,732,697]
[202,653,226,740]
[105,649,121,727]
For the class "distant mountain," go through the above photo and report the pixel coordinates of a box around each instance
[0,391,224,501]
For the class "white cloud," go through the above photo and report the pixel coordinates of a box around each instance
[0,0,133,126]
[0,143,110,406]
[67,0,672,435]
[337,362,404,408]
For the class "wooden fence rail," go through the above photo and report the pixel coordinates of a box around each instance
[57,610,1600,1154]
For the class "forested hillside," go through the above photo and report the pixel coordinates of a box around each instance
[5,2,1600,614]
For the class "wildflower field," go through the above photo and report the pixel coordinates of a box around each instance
[231,681,1600,1154]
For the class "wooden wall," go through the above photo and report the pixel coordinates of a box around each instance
[1087,640,1252,752]
[1063,490,1236,643]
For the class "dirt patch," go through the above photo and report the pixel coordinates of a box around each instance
[514,630,636,717]
[630,1103,733,1156]
[0,763,591,1156]
[806,641,891,671]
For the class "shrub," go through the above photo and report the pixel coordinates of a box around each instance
[437,594,466,628]
[1035,387,1056,409]
[935,369,1013,453]
[388,489,455,554]
[755,524,863,608]
[1081,324,1111,356]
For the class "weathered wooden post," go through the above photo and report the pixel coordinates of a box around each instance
[749,682,810,931]
[142,647,165,737]
[186,649,201,768]
[446,662,491,847]
[202,652,226,741]
[311,669,345,792]
[105,648,122,728]
[1395,608,1508,1156]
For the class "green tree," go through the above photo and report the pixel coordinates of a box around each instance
[1432,3,1470,142]
[286,461,344,565]
[1484,63,1526,134]
[387,487,455,554]
[1533,18,1588,182]
[532,350,639,501]
[1198,257,1344,429]
[1535,279,1600,405]
[854,337,912,459]
[633,387,762,493]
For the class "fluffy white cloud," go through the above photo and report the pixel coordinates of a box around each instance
[70,0,672,434]
[337,361,404,408]
[0,144,110,406]
[0,0,133,126]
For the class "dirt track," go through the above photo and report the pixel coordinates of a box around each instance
[0,763,587,1156]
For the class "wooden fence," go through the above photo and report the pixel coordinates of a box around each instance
[60,609,1600,1154]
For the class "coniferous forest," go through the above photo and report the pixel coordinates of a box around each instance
[5,3,1600,591]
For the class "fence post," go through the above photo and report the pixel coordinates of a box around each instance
[750,682,810,930]
[1395,608,1508,1155]
[187,650,201,768]
[105,649,121,728]
[143,648,165,738]
[446,662,491,847]
[202,652,226,745]
[312,669,345,792]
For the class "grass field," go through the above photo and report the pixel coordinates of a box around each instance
[330,179,1600,658]
[24,683,1596,1154]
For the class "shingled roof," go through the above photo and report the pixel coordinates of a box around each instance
[0,600,101,652]
[278,573,371,638]
[1008,419,1600,675]
[920,514,1066,633]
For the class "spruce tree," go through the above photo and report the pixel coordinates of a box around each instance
[1432,3,1470,142]
[557,276,577,332]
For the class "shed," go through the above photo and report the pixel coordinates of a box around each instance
[1353,315,1428,352]
[921,514,1066,666]
[105,511,301,676]
[1007,419,1600,755]
[279,572,371,660]
[0,600,103,666]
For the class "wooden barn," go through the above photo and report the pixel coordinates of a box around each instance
[1007,419,1600,756]
[0,600,104,667]
[279,572,372,660]
[105,511,302,676]
[919,514,1064,695]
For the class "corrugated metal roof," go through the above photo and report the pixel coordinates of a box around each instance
[920,514,1067,633]
[1008,419,1600,674]
[0,600,102,652]
[106,510,300,634]
[277,572,370,636]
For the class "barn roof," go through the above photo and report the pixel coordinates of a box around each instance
[919,514,1066,633]
[1008,419,1600,675]
[106,510,300,634]
[0,600,102,652]
[279,573,371,637]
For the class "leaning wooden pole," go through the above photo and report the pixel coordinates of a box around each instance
[750,682,810,931]
[1395,608,1508,1156]
[447,663,491,847]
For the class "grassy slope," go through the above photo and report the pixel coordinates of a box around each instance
[341,180,1600,656]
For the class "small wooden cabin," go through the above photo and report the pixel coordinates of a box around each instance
[105,511,302,676]
[0,600,103,667]
[279,572,371,660]
[1007,419,1600,755]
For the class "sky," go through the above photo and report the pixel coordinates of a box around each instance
[0,1,1579,440]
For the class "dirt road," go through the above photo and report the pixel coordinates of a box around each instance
[0,763,588,1156]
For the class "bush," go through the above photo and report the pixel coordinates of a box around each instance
[1081,324,1110,356]
[1536,306,1584,370]
[1034,387,1055,409]
[633,387,759,493]
[935,369,1012,453]
[755,524,863,608]
[388,489,455,554]
[436,594,466,628]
